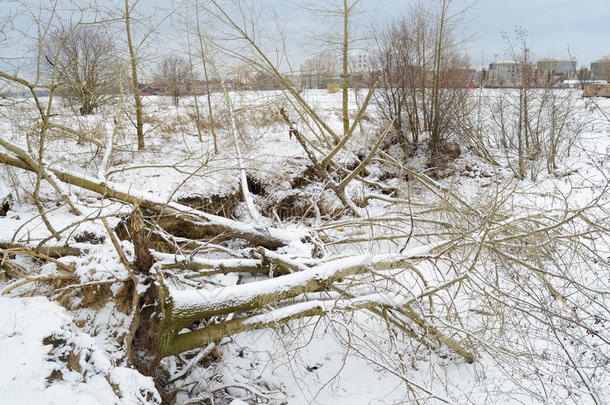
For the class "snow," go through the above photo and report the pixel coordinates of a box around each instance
[0,296,159,404]
[1,88,609,404]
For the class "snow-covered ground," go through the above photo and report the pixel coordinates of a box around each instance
[0,296,159,404]
[1,89,609,404]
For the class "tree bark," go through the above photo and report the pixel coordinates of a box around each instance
[124,0,145,150]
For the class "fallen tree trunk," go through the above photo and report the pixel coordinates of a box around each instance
[164,289,475,364]
[1,148,476,374]
[0,242,84,258]
[0,151,298,249]
[166,243,442,330]
[164,300,328,357]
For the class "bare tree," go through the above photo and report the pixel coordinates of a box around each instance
[577,66,591,82]
[44,24,117,115]
[478,28,586,181]
[370,18,421,156]
[299,51,338,89]
[155,55,190,107]
[371,0,471,162]
[507,28,536,178]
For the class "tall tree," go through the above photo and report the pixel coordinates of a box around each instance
[124,0,145,150]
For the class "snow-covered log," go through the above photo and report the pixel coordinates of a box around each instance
[0,151,301,249]
[165,289,475,364]
[166,243,443,331]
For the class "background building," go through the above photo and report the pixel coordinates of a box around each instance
[591,58,610,82]
[536,57,577,85]
[487,61,520,87]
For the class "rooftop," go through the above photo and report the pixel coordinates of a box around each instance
[490,60,519,65]
[538,57,575,63]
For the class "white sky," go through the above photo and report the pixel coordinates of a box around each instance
[460,0,609,67]
[270,0,609,68]
[0,0,608,74]
[375,0,609,67]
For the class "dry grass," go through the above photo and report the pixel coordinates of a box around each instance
[236,106,283,128]
[186,110,226,132]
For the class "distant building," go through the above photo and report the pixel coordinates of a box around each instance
[591,59,610,82]
[537,58,576,75]
[487,61,520,87]
[536,57,577,85]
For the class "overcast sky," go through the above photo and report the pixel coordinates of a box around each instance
[372,0,609,67]
[271,0,609,68]
[1,0,608,73]
[462,0,609,66]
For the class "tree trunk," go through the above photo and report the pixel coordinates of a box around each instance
[125,0,145,150]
